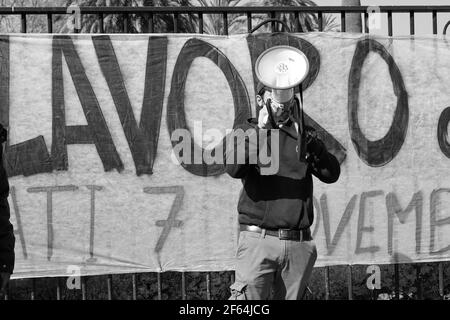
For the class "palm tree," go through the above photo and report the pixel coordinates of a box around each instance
[341,0,362,33]
[192,0,338,35]
[57,0,199,33]
[0,0,61,33]
[130,0,199,33]
[0,0,342,34]
[54,0,338,34]
[194,0,252,34]
[257,0,338,33]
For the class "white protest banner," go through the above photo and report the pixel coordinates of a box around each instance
[2,33,450,278]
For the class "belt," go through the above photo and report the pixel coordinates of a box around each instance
[240,224,311,241]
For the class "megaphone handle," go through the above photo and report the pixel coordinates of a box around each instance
[298,84,305,132]
[297,84,307,161]
[265,99,277,128]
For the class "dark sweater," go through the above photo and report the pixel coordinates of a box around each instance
[224,118,340,230]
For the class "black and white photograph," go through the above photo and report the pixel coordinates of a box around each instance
[0,0,449,316]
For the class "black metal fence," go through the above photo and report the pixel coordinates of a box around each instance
[0,5,450,34]
[4,263,450,300]
[2,5,450,300]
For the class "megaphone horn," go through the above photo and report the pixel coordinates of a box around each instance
[255,45,310,103]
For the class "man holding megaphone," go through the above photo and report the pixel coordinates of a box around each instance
[225,46,341,300]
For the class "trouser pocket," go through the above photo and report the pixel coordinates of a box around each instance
[229,281,248,300]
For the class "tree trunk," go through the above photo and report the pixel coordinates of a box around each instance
[342,0,362,33]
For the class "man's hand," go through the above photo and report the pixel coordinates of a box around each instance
[258,106,270,129]
[305,126,326,159]
[0,272,11,293]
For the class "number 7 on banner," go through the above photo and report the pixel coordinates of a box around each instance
[143,186,185,254]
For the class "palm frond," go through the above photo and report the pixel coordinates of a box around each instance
[52,0,339,34]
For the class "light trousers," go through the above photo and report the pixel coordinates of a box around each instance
[229,230,317,300]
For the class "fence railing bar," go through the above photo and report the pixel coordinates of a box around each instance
[132,273,137,300]
[31,278,36,300]
[56,277,61,300]
[230,271,235,286]
[206,272,211,300]
[123,14,128,33]
[2,6,450,14]
[270,11,276,32]
[416,264,423,299]
[247,12,252,33]
[347,265,353,300]
[47,13,53,33]
[341,11,346,32]
[21,13,26,33]
[371,286,377,300]
[4,287,8,300]
[98,13,104,33]
[4,281,10,300]
[364,11,369,33]
[2,6,450,20]
[409,11,415,35]
[199,12,204,34]
[394,263,400,300]
[81,276,86,300]
[181,272,187,300]
[5,6,450,36]
[324,266,330,300]
[174,12,179,33]
[388,11,393,36]
[432,10,438,34]
[87,5,447,14]
[439,262,444,299]
[106,274,113,300]
[149,12,154,33]
[223,12,228,35]
[318,11,323,32]
[294,12,300,32]
[157,272,162,300]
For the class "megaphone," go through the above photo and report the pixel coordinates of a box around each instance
[255,45,311,162]
[255,45,309,103]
